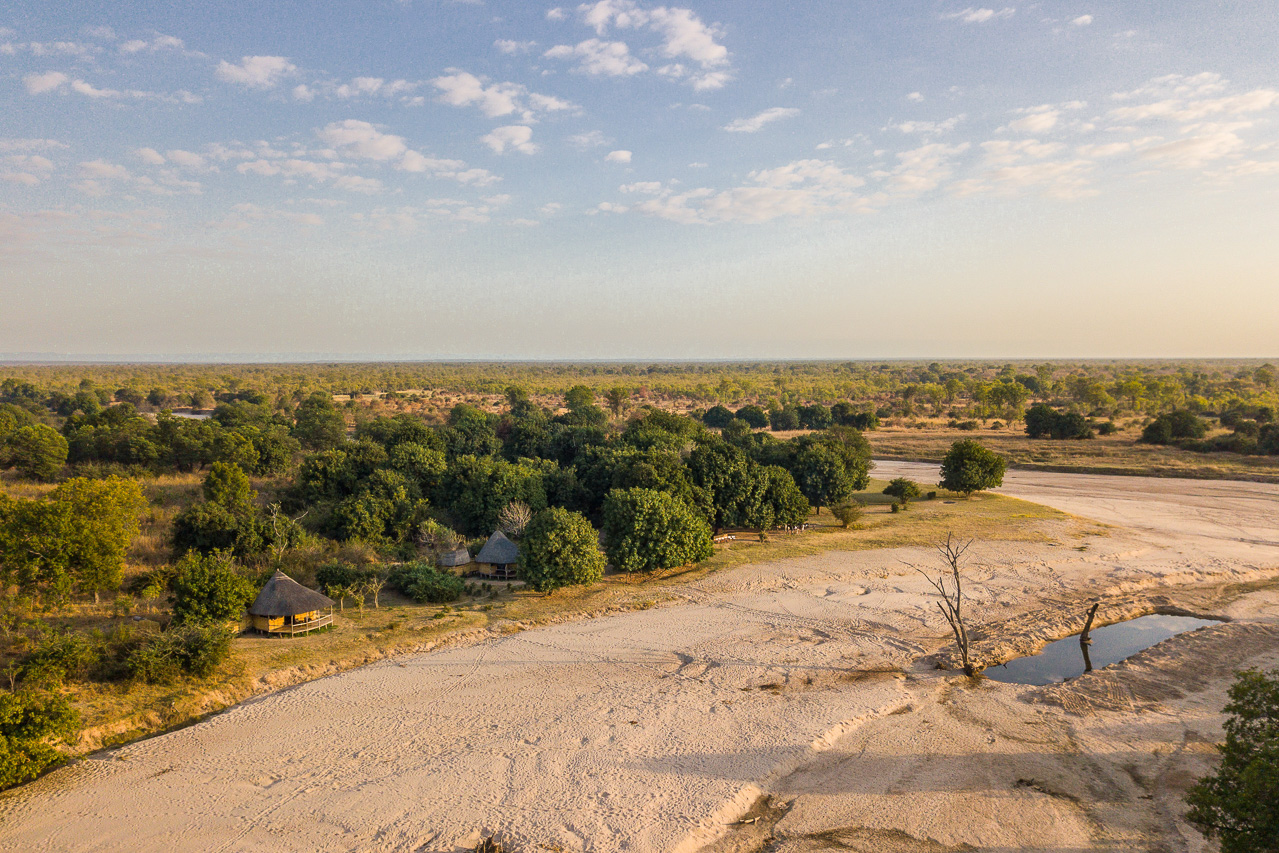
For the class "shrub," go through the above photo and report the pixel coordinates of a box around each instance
[1141,410,1208,445]
[18,632,97,688]
[882,478,923,505]
[387,562,463,603]
[1185,668,1279,853]
[1096,421,1118,436]
[169,552,257,625]
[602,488,713,573]
[830,501,864,528]
[0,691,79,789]
[939,440,1006,496]
[519,507,606,592]
[769,407,800,431]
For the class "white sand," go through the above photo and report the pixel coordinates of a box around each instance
[2,464,1277,852]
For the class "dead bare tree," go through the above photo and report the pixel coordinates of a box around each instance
[498,501,532,539]
[919,533,977,676]
[1080,602,1099,672]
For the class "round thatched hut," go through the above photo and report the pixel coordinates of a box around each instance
[475,531,519,580]
[249,571,336,636]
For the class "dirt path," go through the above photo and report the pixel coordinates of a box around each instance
[1,467,1277,852]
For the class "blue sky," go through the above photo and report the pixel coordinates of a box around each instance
[2,1,1278,359]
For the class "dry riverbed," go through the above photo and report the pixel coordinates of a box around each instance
[1,464,1277,852]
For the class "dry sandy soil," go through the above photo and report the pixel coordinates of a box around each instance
[2,463,1278,852]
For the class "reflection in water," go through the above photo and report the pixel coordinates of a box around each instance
[986,614,1220,686]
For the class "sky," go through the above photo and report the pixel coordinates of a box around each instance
[2,1,1278,360]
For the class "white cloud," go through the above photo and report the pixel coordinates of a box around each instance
[606,149,632,163]
[590,201,630,215]
[633,159,868,225]
[547,7,568,21]
[482,125,538,155]
[431,70,574,121]
[887,115,965,135]
[166,149,209,170]
[1005,101,1086,133]
[1140,125,1249,168]
[1072,14,1093,26]
[495,39,537,54]
[544,39,647,77]
[134,147,167,165]
[79,159,132,180]
[942,7,1016,23]
[724,107,799,133]
[878,143,969,193]
[70,79,121,98]
[620,181,663,193]
[567,130,611,149]
[120,34,185,54]
[83,26,116,40]
[563,0,732,89]
[23,71,69,95]
[317,120,408,161]
[1,153,55,186]
[293,84,315,102]
[906,91,924,102]
[215,55,296,88]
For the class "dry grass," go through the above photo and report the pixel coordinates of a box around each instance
[868,423,1279,483]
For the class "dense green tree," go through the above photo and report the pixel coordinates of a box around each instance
[602,488,713,573]
[735,405,769,428]
[703,405,735,428]
[687,440,771,531]
[939,440,1006,495]
[1025,404,1094,440]
[3,424,68,481]
[759,465,810,527]
[292,392,346,450]
[798,404,833,430]
[169,551,257,625]
[769,406,801,431]
[438,455,548,536]
[203,462,255,509]
[1185,669,1279,853]
[0,691,79,790]
[443,403,502,458]
[792,444,853,514]
[519,507,606,592]
[0,477,146,604]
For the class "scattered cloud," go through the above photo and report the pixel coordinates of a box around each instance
[544,39,648,77]
[431,70,575,121]
[1072,15,1093,26]
[495,39,537,54]
[1005,101,1086,133]
[23,71,70,95]
[887,115,965,135]
[567,130,611,149]
[941,7,1015,23]
[82,26,116,40]
[120,34,187,54]
[482,125,539,154]
[906,91,924,102]
[215,55,296,88]
[551,0,733,90]
[606,149,632,163]
[724,107,799,133]
[0,138,68,153]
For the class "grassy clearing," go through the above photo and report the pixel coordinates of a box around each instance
[868,425,1279,483]
[67,482,1076,753]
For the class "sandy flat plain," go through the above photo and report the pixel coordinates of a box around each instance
[2,463,1278,852]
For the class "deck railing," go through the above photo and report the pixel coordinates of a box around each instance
[274,612,333,636]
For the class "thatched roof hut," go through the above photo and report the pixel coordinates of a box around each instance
[439,547,472,568]
[249,571,335,636]
[475,531,519,580]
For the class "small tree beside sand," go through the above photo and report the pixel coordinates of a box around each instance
[919,534,977,676]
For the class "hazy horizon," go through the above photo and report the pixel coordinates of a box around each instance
[3,2,1278,358]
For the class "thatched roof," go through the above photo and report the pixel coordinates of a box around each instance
[249,571,335,617]
[439,547,472,567]
[476,530,519,566]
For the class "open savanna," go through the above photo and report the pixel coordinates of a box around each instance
[869,421,1279,482]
